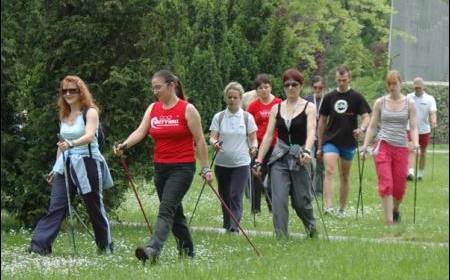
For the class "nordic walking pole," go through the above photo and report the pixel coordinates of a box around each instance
[305,163,329,241]
[432,128,435,181]
[205,181,261,258]
[249,166,256,228]
[71,207,95,240]
[58,134,77,253]
[115,142,153,235]
[189,143,221,226]
[355,144,365,218]
[413,148,419,223]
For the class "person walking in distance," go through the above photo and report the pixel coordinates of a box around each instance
[114,70,213,264]
[317,66,371,218]
[360,70,419,226]
[406,77,437,181]
[304,75,326,195]
[28,75,114,256]
[253,68,317,239]
[209,81,258,233]
[247,73,282,214]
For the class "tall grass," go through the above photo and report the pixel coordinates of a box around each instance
[1,147,448,280]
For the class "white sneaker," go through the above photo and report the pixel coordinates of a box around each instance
[336,210,345,218]
[324,207,334,216]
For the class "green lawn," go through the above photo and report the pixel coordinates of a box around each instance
[1,147,448,280]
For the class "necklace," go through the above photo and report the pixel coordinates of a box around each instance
[284,98,300,131]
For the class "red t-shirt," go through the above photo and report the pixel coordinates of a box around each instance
[148,100,195,163]
[247,97,282,146]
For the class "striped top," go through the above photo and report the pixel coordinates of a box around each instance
[377,97,409,147]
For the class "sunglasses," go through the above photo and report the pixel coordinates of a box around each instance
[61,88,80,95]
[283,82,300,88]
[313,86,324,90]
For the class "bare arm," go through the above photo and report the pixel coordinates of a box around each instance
[317,114,327,158]
[186,104,213,183]
[304,103,316,152]
[430,111,437,128]
[408,100,420,149]
[362,98,381,152]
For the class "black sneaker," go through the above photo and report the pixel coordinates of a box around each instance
[28,246,50,256]
[135,246,157,264]
[308,224,318,238]
[393,211,401,223]
[407,174,414,181]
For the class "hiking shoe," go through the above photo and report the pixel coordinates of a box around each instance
[336,210,345,218]
[308,224,318,238]
[27,246,50,256]
[324,207,334,216]
[407,174,414,181]
[393,211,401,223]
[135,246,157,264]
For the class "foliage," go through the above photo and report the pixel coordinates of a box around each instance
[3,0,445,228]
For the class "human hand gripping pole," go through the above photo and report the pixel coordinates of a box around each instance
[114,142,153,235]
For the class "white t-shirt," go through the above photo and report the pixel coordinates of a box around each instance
[406,92,437,134]
[209,108,257,167]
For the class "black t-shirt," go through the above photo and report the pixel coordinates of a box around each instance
[319,89,371,147]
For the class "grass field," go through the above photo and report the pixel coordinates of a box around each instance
[1,146,448,280]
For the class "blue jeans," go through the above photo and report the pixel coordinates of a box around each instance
[145,162,195,255]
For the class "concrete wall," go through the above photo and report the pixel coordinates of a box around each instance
[389,0,449,82]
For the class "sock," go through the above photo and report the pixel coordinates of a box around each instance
[418,170,424,177]
[409,168,415,175]
[393,207,399,213]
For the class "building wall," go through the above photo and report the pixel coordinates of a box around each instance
[389,0,449,82]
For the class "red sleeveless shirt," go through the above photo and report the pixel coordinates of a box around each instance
[148,100,195,163]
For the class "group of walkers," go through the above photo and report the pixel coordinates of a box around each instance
[27,67,438,265]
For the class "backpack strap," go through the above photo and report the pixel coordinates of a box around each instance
[218,110,249,136]
[83,107,94,158]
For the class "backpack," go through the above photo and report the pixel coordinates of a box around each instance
[83,107,106,154]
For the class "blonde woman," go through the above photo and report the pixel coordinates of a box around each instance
[360,70,419,227]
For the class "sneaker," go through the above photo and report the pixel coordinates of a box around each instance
[324,207,334,216]
[407,174,414,181]
[393,211,401,223]
[336,210,345,218]
[417,175,423,181]
[308,224,318,238]
[97,242,114,255]
[135,246,158,264]
[28,246,50,256]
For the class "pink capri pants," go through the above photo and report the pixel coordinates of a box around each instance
[373,140,409,201]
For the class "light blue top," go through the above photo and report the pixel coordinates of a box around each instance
[51,113,113,194]
[209,108,257,167]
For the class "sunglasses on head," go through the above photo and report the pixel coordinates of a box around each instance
[283,82,300,88]
[61,88,80,95]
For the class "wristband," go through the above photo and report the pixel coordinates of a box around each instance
[252,161,262,170]
[200,167,211,178]
[68,140,74,148]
